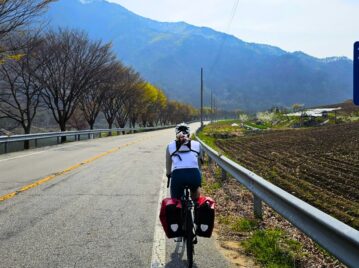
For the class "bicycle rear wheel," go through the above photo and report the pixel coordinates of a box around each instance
[185,210,194,268]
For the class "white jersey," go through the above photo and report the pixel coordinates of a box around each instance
[167,140,201,172]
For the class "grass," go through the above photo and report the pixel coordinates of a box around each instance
[99,130,127,138]
[231,218,258,232]
[197,131,218,150]
[242,229,303,268]
[245,121,269,130]
[218,215,259,232]
[196,121,244,152]
[200,120,243,139]
[201,175,221,195]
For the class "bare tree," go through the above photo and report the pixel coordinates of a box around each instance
[34,29,116,142]
[68,106,88,130]
[0,33,44,148]
[101,63,126,133]
[80,81,106,130]
[0,0,53,54]
[80,62,117,130]
[102,87,117,133]
[115,67,142,129]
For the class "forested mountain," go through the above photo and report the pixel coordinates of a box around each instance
[45,0,353,111]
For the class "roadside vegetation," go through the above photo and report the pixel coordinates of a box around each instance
[199,104,359,267]
[201,158,345,267]
[230,101,359,132]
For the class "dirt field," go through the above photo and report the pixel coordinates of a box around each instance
[214,122,359,229]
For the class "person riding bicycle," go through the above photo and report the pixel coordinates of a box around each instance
[166,123,203,199]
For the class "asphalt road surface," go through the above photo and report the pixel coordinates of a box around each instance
[0,123,229,268]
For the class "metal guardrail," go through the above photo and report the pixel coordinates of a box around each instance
[195,132,359,267]
[0,125,174,154]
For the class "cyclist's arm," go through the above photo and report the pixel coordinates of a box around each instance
[166,146,172,176]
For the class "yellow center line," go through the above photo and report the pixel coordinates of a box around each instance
[0,136,153,203]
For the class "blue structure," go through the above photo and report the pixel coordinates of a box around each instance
[354,42,359,105]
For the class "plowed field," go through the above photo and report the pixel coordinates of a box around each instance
[214,122,359,229]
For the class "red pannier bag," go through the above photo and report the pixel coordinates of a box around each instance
[195,196,215,237]
[159,198,183,238]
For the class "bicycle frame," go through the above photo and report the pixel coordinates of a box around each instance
[181,186,196,268]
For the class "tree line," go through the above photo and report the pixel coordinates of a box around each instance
[0,1,198,144]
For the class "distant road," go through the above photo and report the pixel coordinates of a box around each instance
[0,123,229,267]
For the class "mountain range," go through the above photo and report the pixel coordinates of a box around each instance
[44,0,353,111]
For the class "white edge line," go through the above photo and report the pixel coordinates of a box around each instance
[0,141,89,162]
[150,169,167,268]
[0,150,46,162]
[0,143,84,162]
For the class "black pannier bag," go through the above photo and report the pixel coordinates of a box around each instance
[159,198,184,238]
[195,196,215,237]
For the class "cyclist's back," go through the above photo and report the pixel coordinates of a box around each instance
[166,123,203,199]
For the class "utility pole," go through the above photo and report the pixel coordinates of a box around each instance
[213,97,216,122]
[354,42,359,105]
[200,67,204,128]
[210,89,213,123]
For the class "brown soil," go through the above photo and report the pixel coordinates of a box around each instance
[215,122,359,229]
[213,231,259,268]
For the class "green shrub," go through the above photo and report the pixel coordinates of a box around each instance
[217,215,258,232]
[242,229,302,267]
[230,217,258,232]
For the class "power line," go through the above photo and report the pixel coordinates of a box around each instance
[209,0,240,75]
[227,0,240,32]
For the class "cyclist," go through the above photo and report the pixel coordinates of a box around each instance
[166,123,203,199]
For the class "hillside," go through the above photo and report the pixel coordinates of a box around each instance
[44,0,353,111]
[317,100,359,115]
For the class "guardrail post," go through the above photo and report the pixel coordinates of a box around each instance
[78,134,80,141]
[208,155,212,164]
[4,142,8,154]
[253,194,263,219]
[57,137,60,144]
[221,168,227,180]
[35,139,38,148]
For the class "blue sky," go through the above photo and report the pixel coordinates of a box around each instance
[109,0,358,58]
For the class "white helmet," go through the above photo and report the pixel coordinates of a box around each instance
[175,122,190,135]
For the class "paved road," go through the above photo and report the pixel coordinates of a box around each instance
[0,124,229,267]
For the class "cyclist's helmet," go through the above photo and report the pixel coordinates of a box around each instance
[175,122,190,135]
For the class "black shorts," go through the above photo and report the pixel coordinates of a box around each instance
[170,168,201,199]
